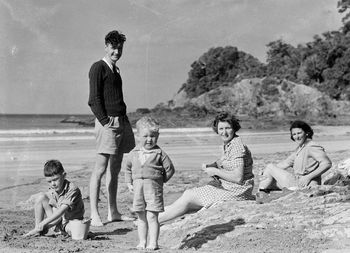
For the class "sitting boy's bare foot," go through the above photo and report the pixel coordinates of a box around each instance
[90,216,104,227]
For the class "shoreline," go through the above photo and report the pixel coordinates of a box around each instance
[0,125,349,143]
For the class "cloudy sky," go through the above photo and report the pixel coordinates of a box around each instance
[0,0,343,114]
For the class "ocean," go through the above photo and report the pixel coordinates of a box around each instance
[0,114,94,130]
[0,114,289,143]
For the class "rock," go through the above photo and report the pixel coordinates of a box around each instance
[160,185,350,250]
[169,78,350,120]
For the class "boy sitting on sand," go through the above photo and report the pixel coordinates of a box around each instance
[125,116,175,250]
[24,160,85,237]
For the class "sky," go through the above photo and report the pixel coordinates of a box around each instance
[0,0,344,114]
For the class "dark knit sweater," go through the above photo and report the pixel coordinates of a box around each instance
[88,60,126,126]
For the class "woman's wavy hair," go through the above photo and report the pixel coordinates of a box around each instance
[212,112,241,133]
[289,120,314,141]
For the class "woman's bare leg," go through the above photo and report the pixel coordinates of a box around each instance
[259,164,296,190]
[159,189,203,223]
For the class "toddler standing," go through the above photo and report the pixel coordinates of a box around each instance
[124,116,175,250]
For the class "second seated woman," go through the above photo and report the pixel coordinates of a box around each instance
[257,120,332,197]
[159,112,255,223]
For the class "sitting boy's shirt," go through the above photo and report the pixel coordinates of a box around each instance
[124,145,175,184]
[48,179,84,222]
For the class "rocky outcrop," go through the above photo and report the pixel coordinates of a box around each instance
[169,78,350,120]
[160,185,350,250]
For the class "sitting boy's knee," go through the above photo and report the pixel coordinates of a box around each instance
[35,192,48,204]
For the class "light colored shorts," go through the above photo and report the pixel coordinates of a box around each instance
[132,179,164,212]
[94,115,135,155]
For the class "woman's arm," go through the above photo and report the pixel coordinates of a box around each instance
[299,146,332,187]
[203,139,248,184]
[203,166,244,184]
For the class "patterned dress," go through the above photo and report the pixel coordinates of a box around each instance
[193,136,255,207]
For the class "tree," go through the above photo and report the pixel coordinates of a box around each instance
[183,46,265,98]
[265,40,302,82]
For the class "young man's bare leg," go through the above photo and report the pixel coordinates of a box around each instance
[90,153,109,226]
[106,152,123,221]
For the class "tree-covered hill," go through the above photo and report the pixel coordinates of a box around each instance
[136,0,350,127]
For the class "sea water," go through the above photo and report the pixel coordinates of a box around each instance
[0,114,290,142]
[0,114,93,130]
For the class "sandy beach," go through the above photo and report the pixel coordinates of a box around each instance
[1,125,350,252]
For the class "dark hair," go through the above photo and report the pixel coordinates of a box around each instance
[44,160,65,177]
[289,120,314,141]
[212,112,241,133]
[105,30,126,47]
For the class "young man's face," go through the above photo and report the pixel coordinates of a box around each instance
[138,127,159,150]
[105,43,123,64]
[46,173,66,194]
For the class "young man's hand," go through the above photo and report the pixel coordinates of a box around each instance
[104,116,119,130]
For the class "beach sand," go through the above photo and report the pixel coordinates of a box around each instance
[1,126,350,252]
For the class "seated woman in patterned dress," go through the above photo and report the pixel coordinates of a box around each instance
[159,112,255,223]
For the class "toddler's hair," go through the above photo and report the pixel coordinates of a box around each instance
[136,116,160,133]
[44,160,65,177]
[105,30,126,47]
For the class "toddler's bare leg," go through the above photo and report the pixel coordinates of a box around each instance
[136,211,147,249]
[146,211,160,250]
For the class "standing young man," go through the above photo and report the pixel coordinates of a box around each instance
[88,30,135,226]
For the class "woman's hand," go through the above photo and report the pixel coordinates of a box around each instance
[298,175,312,188]
[202,165,218,177]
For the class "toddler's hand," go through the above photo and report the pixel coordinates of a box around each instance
[127,183,134,193]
